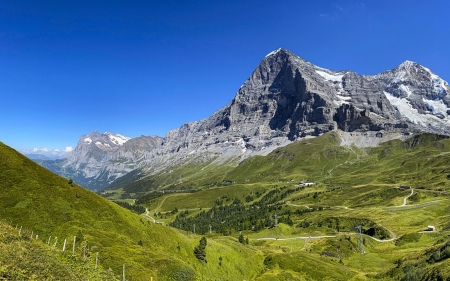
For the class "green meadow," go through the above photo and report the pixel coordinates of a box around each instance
[3,132,450,279]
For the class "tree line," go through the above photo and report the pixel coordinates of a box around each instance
[169,186,298,235]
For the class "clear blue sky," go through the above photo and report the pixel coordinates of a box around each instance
[1,0,449,152]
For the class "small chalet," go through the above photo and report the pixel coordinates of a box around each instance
[298,181,314,187]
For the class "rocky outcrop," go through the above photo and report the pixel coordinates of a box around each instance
[40,48,450,190]
[334,104,372,131]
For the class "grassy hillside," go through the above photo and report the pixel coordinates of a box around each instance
[0,220,117,280]
[0,142,267,280]
[104,156,239,199]
[221,132,450,190]
[117,132,450,196]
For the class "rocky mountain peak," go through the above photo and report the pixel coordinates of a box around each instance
[77,131,130,151]
[264,48,293,58]
[376,60,438,86]
[398,60,419,69]
[372,59,450,124]
[393,60,431,82]
[41,49,450,190]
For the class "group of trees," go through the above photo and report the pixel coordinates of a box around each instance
[135,191,165,205]
[194,237,207,262]
[428,242,450,263]
[135,189,197,205]
[169,186,296,235]
[113,201,145,214]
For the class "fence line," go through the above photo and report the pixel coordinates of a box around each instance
[1,219,158,280]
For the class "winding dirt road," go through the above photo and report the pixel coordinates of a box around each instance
[401,189,414,206]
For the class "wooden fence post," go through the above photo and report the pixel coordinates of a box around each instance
[73,236,76,254]
[48,236,51,245]
[62,239,67,252]
[18,226,22,236]
[95,252,98,269]
[53,237,58,248]
[123,264,125,281]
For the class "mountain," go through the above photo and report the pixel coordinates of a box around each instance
[39,48,450,190]
[38,131,164,190]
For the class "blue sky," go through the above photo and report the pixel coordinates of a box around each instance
[1,0,449,153]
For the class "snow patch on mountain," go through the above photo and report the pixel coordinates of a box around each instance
[313,68,351,107]
[384,91,450,127]
[236,138,247,153]
[105,132,130,145]
[422,66,450,96]
[265,48,282,58]
[315,70,344,82]
[384,91,427,125]
[95,141,111,148]
[424,98,449,117]
[399,84,413,97]
[336,95,352,104]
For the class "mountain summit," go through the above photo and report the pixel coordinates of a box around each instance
[40,49,450,189]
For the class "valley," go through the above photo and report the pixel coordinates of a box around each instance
[3,0,450,276]
[3,48,450,280]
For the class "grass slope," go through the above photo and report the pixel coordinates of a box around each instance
[0,220,117,280]
[0,142,266,280]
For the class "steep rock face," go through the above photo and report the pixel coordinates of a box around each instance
[157,48,436,161]
[66,131,134,174]
[42,132,163,189]
[41,48,450,190]
[227,50,337,140]
[334,104,373,131]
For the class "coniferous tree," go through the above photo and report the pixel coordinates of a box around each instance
[194,237,207,262]
[238,233,245,244]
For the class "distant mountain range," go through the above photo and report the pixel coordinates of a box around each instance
[23,153,61,160]
[37,48,450,190]
[21,148,70,160]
